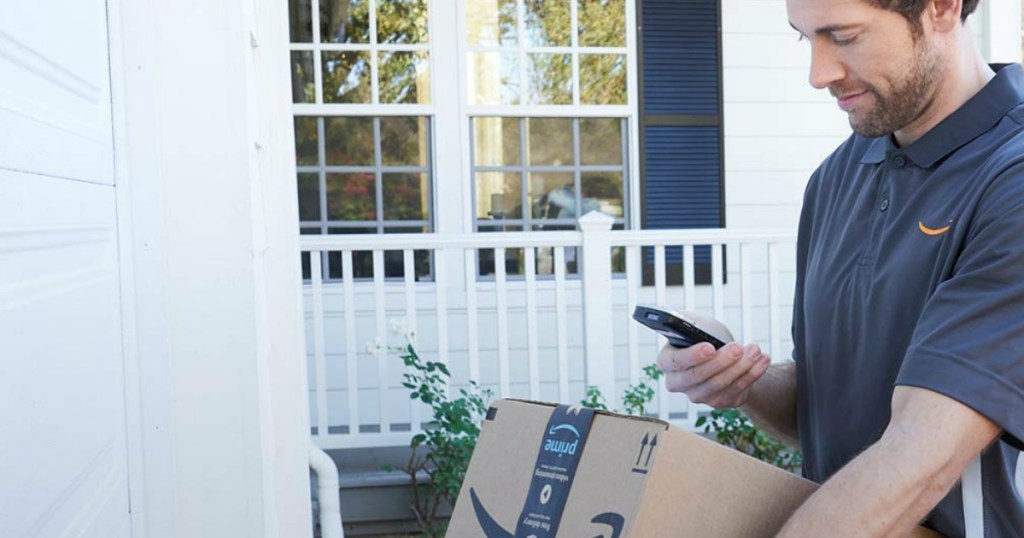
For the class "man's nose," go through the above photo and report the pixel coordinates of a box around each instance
[808,43,845,90]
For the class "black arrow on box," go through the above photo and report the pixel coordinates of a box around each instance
[645,434,658,467]
[634,433,649,466]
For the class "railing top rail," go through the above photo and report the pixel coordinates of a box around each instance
[300,231,582,251]
[610,229,797,246]
[299,228,797,252]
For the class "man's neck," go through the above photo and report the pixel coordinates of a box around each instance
[893,37,995,148]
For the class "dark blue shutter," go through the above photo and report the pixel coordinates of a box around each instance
[639,0,723,271]
[641,1,719,116]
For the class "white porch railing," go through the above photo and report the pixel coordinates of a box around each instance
[301,212,797,450]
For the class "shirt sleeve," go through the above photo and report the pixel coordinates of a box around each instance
[897,163,1024,450]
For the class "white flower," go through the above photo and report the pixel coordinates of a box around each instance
[365,337,386,356]
[389,318,409,336]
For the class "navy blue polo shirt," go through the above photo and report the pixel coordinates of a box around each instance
[793,64,1024,536]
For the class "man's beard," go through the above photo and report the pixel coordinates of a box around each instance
[833,40,941,138]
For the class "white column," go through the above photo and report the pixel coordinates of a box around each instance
[112,0,312,534]
[579,211,617,406]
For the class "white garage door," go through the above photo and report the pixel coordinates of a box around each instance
[0,0,132,536]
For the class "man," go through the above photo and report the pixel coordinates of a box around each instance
[657,0,1024,535]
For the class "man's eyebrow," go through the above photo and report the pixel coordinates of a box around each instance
[788,21,861,36]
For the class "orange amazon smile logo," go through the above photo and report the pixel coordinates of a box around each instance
[918,220,953,236]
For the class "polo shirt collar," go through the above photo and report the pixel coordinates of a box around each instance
[860,63,1024,167]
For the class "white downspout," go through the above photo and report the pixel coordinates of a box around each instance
[309,443,343,538]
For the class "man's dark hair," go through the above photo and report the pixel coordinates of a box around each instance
[866,0,981,35]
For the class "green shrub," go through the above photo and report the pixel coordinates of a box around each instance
[383,337,492,537]
[696,408,802,473]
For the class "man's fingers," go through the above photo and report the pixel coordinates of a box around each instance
[657,341,716,374]
[672,345,770,405]
[681,342,745,385]
[705,354,771,407]
[711,344,766,390]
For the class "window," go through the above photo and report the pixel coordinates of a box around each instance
[472,116,628,232]
[288,0,431,106]
[289,0,434,280]
[465,0,630,231]
[465,0,627,106]
[295,115,432,236]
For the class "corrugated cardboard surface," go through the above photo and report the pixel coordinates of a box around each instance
[630,427,817,536]
[553,410,666,536]
[447,400,668,537]
[448,399,945,537]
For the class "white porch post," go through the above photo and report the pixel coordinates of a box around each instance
[579,211,617,407]
[112,0,312,534]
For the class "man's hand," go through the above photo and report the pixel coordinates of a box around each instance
[656,313,771,408]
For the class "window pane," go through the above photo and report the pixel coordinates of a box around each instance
[579,118,622,165]
[578,0,626,47]
[468,52,519,105]
[379,51,431,104]
[533,243,577,274]
[322,51,372,103]
[298,173,321,221]
[581,171,623,217]
[527,53,572,105]
[476,172,523,220]
[290,51,315,103]
[376,0,429,44]
[319,0,370,43]
[289,0,313,42]
[380,116,428,166]
[294,117,319,166]
[474,117,520,166]
[376,234,432,280]
[476,228,526,275]
[324,117,375,166]
[527,118,573,166]
[326,173,376,221]
[580,54,626,105]
[529,172,575,219]
[478,224,525,234]
[327,228,376,279]
[466,0,517,46]
[523,0,570,47]
[382,173,428,220]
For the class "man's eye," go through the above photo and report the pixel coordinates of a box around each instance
[831,35,857,45]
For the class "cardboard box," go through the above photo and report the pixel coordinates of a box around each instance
[448,399,942,537]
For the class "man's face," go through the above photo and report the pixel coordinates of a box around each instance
[787,0,941,137]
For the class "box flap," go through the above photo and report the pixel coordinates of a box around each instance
[630,427,816,536]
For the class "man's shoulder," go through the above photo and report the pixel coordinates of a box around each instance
[805,133,872,193]
[818,133,872,169]
[984,104,1024,168]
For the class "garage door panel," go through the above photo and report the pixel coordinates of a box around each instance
[0,0,114,184]
[0,171,129,536]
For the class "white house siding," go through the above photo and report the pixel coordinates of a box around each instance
[305,0,1005,442]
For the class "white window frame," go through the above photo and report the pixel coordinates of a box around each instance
[290,0,442,234]
[455,0,642,234]
[288,0,642,237]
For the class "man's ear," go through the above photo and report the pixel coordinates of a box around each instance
[925,0,964,33]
